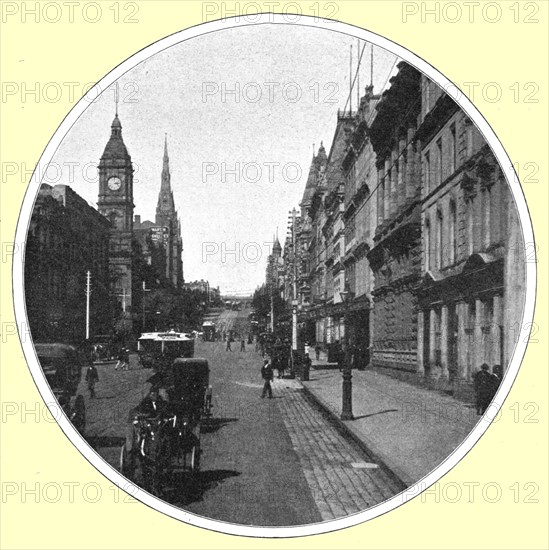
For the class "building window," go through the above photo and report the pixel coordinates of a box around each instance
[436,209,443,269]
[425,218,431,271]
[482,188,491,248]
[424,151,431,192]
[449,200,457,264]
[449,123,457,174]
[467,200,474,255]
[379,178,385,222]
[436,138,443,185]
[466,122,474,157]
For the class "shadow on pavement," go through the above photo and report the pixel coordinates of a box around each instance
[86,435,126,449]
[201,417,238,434]
[352,409,399,421]
[162,469,241,505]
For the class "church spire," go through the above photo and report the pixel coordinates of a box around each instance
[156,135,176,223]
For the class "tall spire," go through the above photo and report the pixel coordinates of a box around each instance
[156,134,175,221]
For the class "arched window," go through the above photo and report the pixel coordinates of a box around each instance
[425,217,431,271]
[449,200,457,264]
[379,178,385,223]
[467,199,474,255]
[436,209,443,269]
[424,151,431,193]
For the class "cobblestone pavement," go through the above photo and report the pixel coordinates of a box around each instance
[78,309,402,525]
[273,377,402,521]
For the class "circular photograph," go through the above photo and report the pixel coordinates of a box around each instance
[14,15,534,537]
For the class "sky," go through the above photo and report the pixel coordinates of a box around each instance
[45,24,399,294]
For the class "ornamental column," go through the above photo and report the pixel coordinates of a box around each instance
[398,136,406,208]
[377,166,385,226]
[417,309,425,375]
[474,298,484,369]
[429,308,437,375]
[390,149,398,216]
[492,295,503,367]
[406,126,417,200]
[456,301,468,380]
[384,158,391,222]
[440,304,449,379]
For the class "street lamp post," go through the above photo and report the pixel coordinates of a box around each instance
[340,286,354,421]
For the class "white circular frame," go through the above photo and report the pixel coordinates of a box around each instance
[13,13,536,539]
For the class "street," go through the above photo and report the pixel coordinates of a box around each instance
[80,309,402,526]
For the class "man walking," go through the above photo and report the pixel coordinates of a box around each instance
[85,364,99,398]
[260,359,273,399]
[240,338,246,352]
[473,363,493,415]
[115,348,129,370]
[226,336,232,352]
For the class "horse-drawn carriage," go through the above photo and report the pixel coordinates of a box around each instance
[120,357,212,494]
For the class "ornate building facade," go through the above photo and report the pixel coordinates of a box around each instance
[415,74,524,394]
[367,62,423,374]
[270,60,526,399]
[341,85,380,367]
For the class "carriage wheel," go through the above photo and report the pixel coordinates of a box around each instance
[120,429,137,479]
[190,424,201,472]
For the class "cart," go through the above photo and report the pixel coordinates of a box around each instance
[120,358,212,494]
[137,331,194,369]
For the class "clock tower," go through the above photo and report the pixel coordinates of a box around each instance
[97,113,134,316]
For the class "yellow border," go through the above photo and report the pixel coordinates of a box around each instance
[1,1,547,548]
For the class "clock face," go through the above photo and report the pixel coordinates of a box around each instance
[107,176,122,191]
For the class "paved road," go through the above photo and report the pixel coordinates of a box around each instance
[80,309,401,526]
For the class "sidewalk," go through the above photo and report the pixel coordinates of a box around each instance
[301,368,481,487]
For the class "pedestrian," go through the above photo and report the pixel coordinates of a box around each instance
[85,364,99,398]
[473,363,493,415]
[226,337,232,352]
[260,359,273,399]
[315,343,321,361]
[240,338,246,352]
[303,352,312,381]
[123,348,130,370]
[115,348,127,371]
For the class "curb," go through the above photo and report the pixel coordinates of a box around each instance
[299,381,412,491]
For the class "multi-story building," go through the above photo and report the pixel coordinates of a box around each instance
[282,211,302,307]
[321,113,356,344]
[265,235,284,295]
[299,144,328,343]
[25,184,112,343]
[367,62,423,375]
[341,85,380,367]
[415,74,524,394]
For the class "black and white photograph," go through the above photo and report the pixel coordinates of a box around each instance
[16,16,534,534]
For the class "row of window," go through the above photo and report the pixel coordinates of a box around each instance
[424,179,503,271]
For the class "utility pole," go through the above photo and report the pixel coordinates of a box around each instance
[85,271,91,340]
[291,208,298,352]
